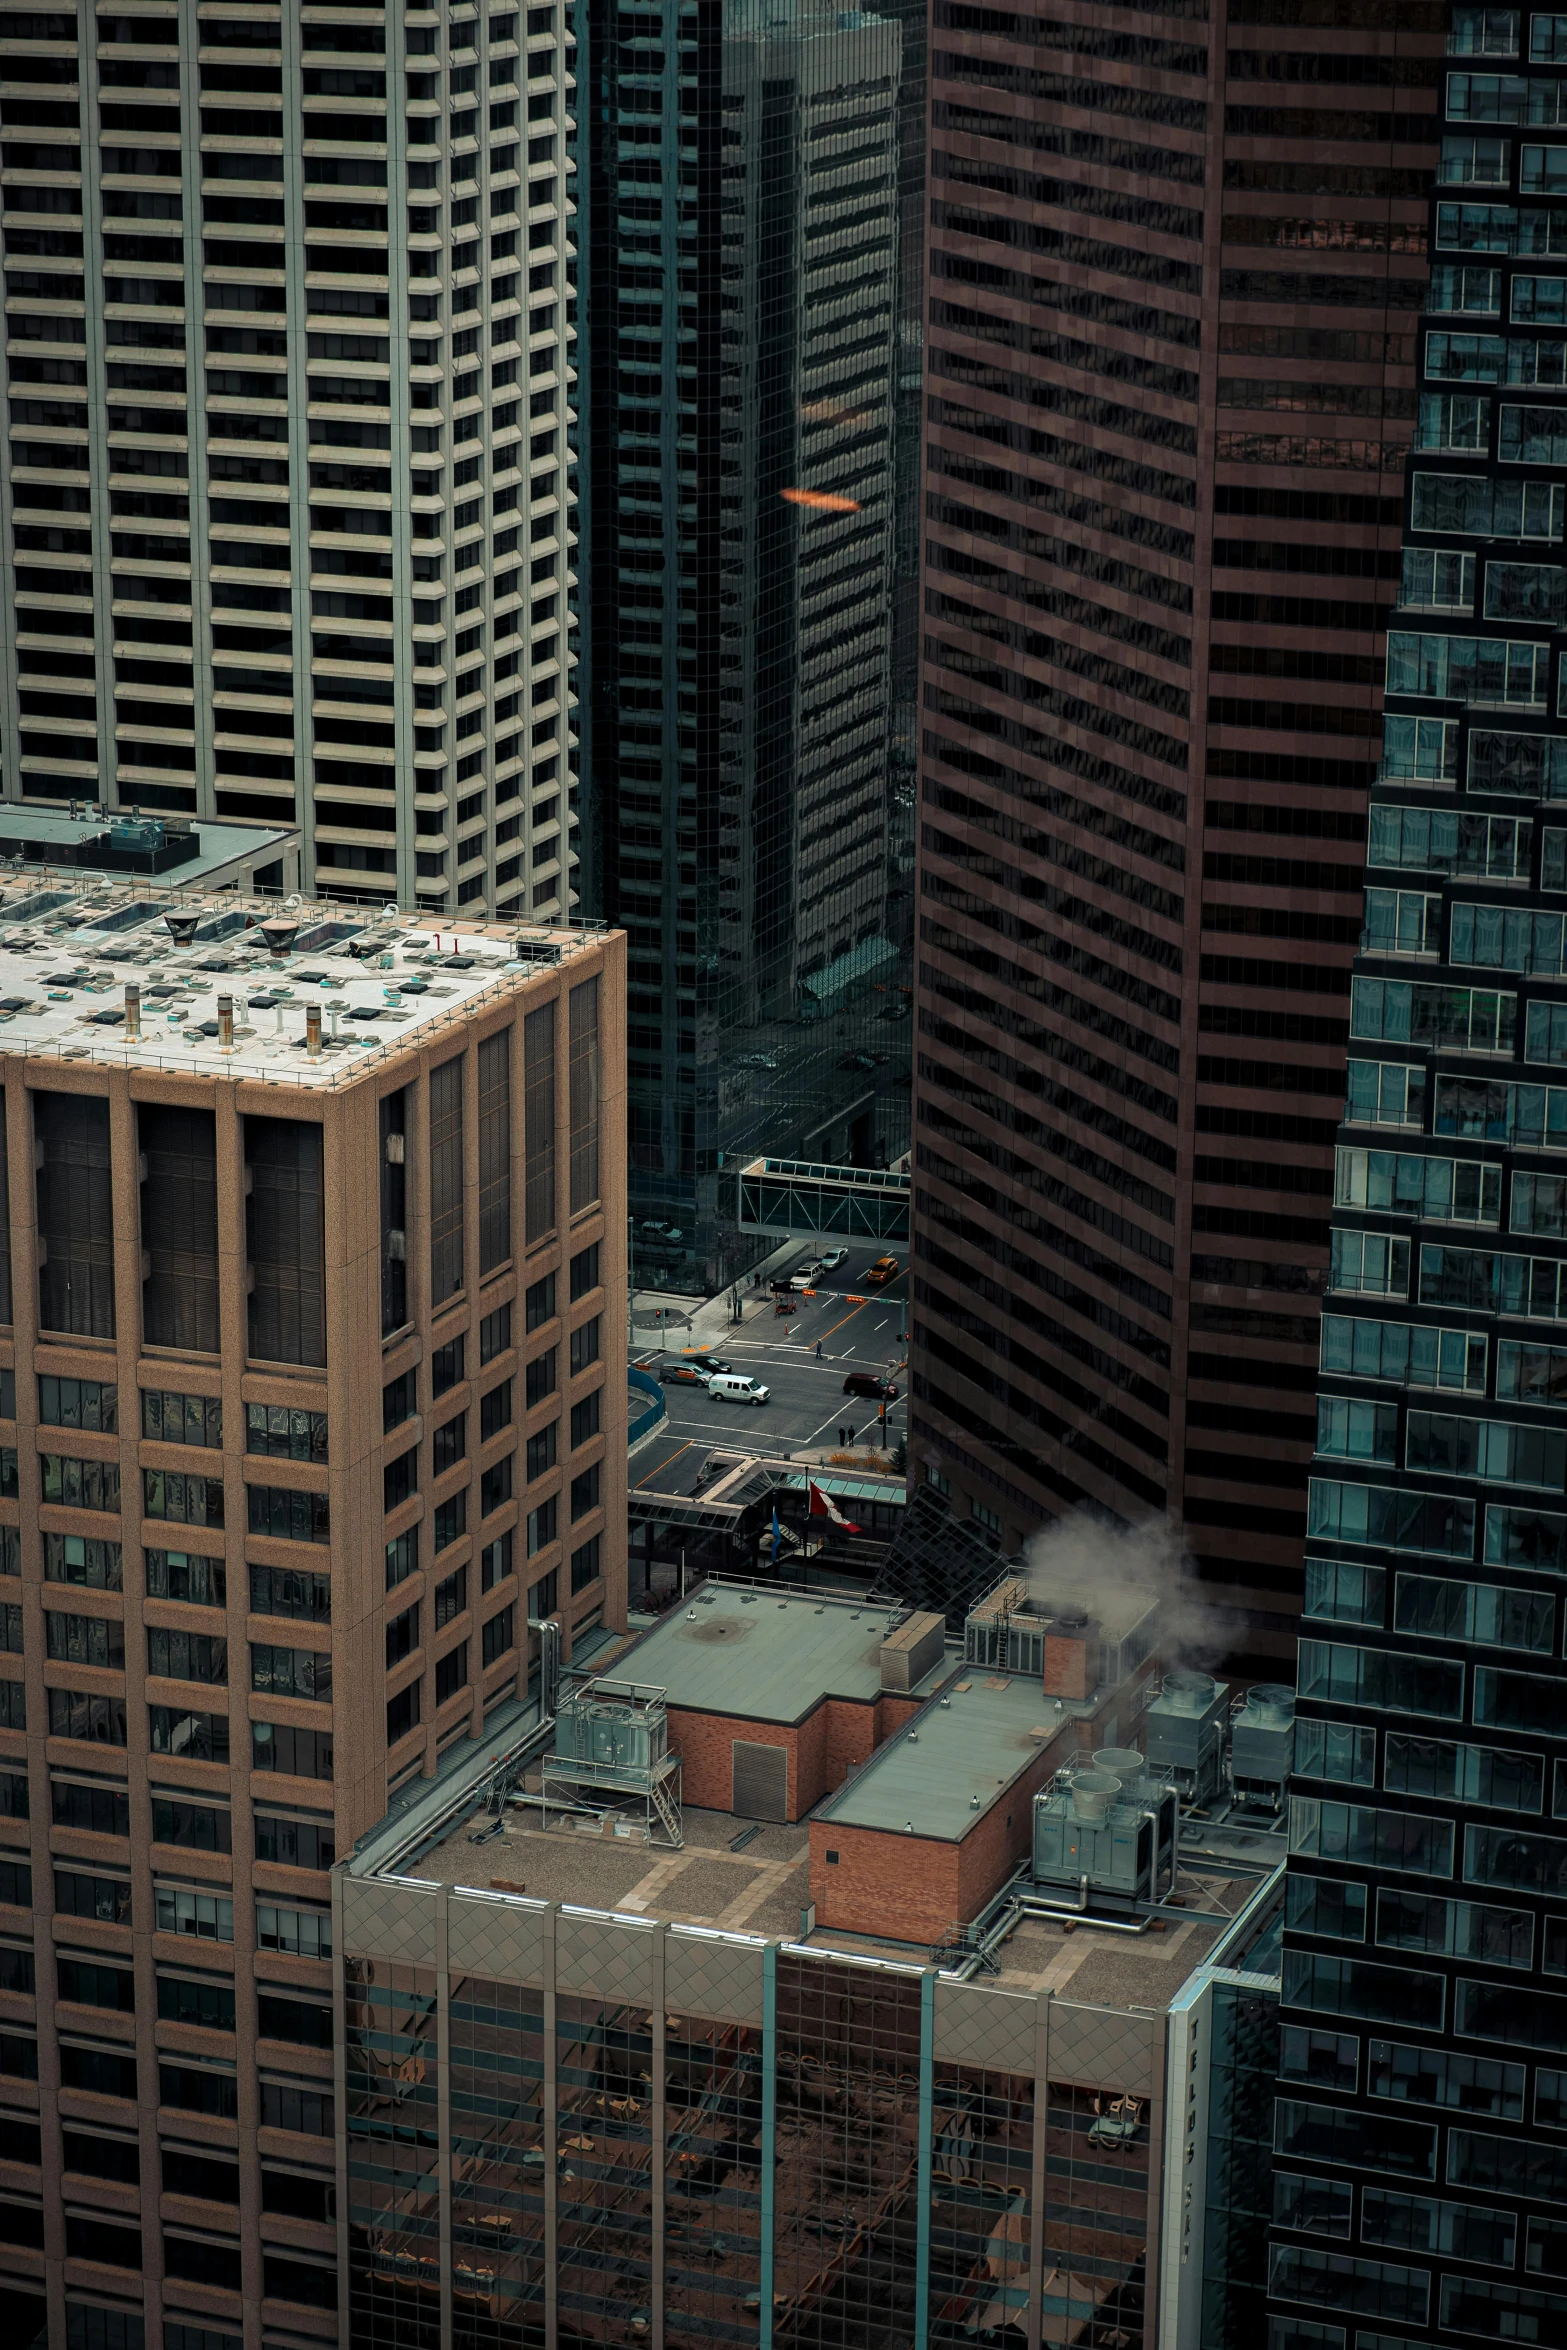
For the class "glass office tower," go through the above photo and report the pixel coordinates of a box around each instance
[0,0,577,916]
[580,0,918,1290]
[1274,9,1567,2344]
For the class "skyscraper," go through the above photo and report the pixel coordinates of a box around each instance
[580,0,921,1289]
[910,0,1443,1666]
[1273,5,1567,2340]
[0,0,576,918]
[0,866,625,2345]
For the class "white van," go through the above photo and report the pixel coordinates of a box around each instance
[710,1372,770,1406]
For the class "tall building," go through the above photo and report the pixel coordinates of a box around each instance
[0,0,577,920]
[0,855,626,2347]
[1272,6,1567,2343]
[579,0,922,1289]
[909,0,1444,1663]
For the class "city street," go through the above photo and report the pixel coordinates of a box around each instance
[631,1247,909,1486]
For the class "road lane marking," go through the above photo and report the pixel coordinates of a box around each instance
[635,1440,696,1489]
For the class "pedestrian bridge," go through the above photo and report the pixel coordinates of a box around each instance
[731,1154,910,1243]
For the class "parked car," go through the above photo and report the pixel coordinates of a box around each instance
[710,1373,770,1405]
[789,1269,818,1291]
[843,1372,900,1401]
[865,1256,900,1286]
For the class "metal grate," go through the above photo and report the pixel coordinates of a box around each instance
[731,1738,788,1822]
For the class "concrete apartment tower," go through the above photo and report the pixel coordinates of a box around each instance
[0,0,577,917]
[0,877,626,2347]
[910,0,1445,1667]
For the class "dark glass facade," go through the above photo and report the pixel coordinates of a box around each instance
[909,0,1445,1666]
[580,0,923,1286]
[339,1875,1170,2350]
[1274,12,1567,2340]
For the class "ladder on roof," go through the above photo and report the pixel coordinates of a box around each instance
[650,1769,683,1849]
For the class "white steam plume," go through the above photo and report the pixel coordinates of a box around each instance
[1020,1508,1216,1676]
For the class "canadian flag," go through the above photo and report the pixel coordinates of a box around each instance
[810,1481,862,1533]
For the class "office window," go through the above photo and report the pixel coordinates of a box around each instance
[570,1463,600,1522]
[385,1527,418,1589]
[570,1389,600,1448]
[143,1389,221,1448]
[429,1056,464,1305]
[383,1376,417,1448]
[432,1333,465,1396]
[570,1240,599,1301]
[41,1377,117,1434]
[571,1534,601,1593]
[434,1567,467,1629]
[434,1490,467,1551]
[527,1495,557,1556]
[480,1301,513,1362]
[478,1026,512,1273]
[386,1681,420,1745]
[384,1447,417,1512]
[526,1269,556,1330]
[482,1530,514,1591]
[380,1087,408,1335]
[140,1104,220,1354]
[482,1605,514,1666]
[246,1119,326,1367]
[570,1316,600,1375]
[524,999,556,1243]
[435,1641,468,1704]
[246,1403,327,1462]
[526,1346,556,1406]
[568,977,600,1214]
[36,1093,115,1339]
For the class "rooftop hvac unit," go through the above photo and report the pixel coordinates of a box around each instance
[1229,1683,1296,1810]
[1031,1755,1179,1912]
[1143,1671,1230,1807]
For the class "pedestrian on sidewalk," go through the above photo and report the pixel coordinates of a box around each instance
[815,1340,822,1360]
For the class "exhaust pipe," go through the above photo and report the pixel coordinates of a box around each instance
[123,982,140,1042]
[217,994,234,1054]
[306,1003,322,1061]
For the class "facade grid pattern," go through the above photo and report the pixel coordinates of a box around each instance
[1275,6,1567,2342]
[0,0,578,914]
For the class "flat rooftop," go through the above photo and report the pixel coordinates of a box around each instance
[0,872,599,1087]
[0,806,297,881]
[385,1797,1249,2009]
[818,1668,1068,1841]
[608,1580,950,1725]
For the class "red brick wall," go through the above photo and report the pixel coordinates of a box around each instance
[808,1819,963,1945]
[666,1694,897,1821]
[809,1708,1105,1937]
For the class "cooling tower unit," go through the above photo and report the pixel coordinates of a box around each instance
[1229,1683,1296,1811]
[1031,1763,1179,1912]
[1143,1672,1229,1807]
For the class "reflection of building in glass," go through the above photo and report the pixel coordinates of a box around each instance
[1273,15,1567,2342]
[580,0,914,1290]
[339,1569,1289,2348]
